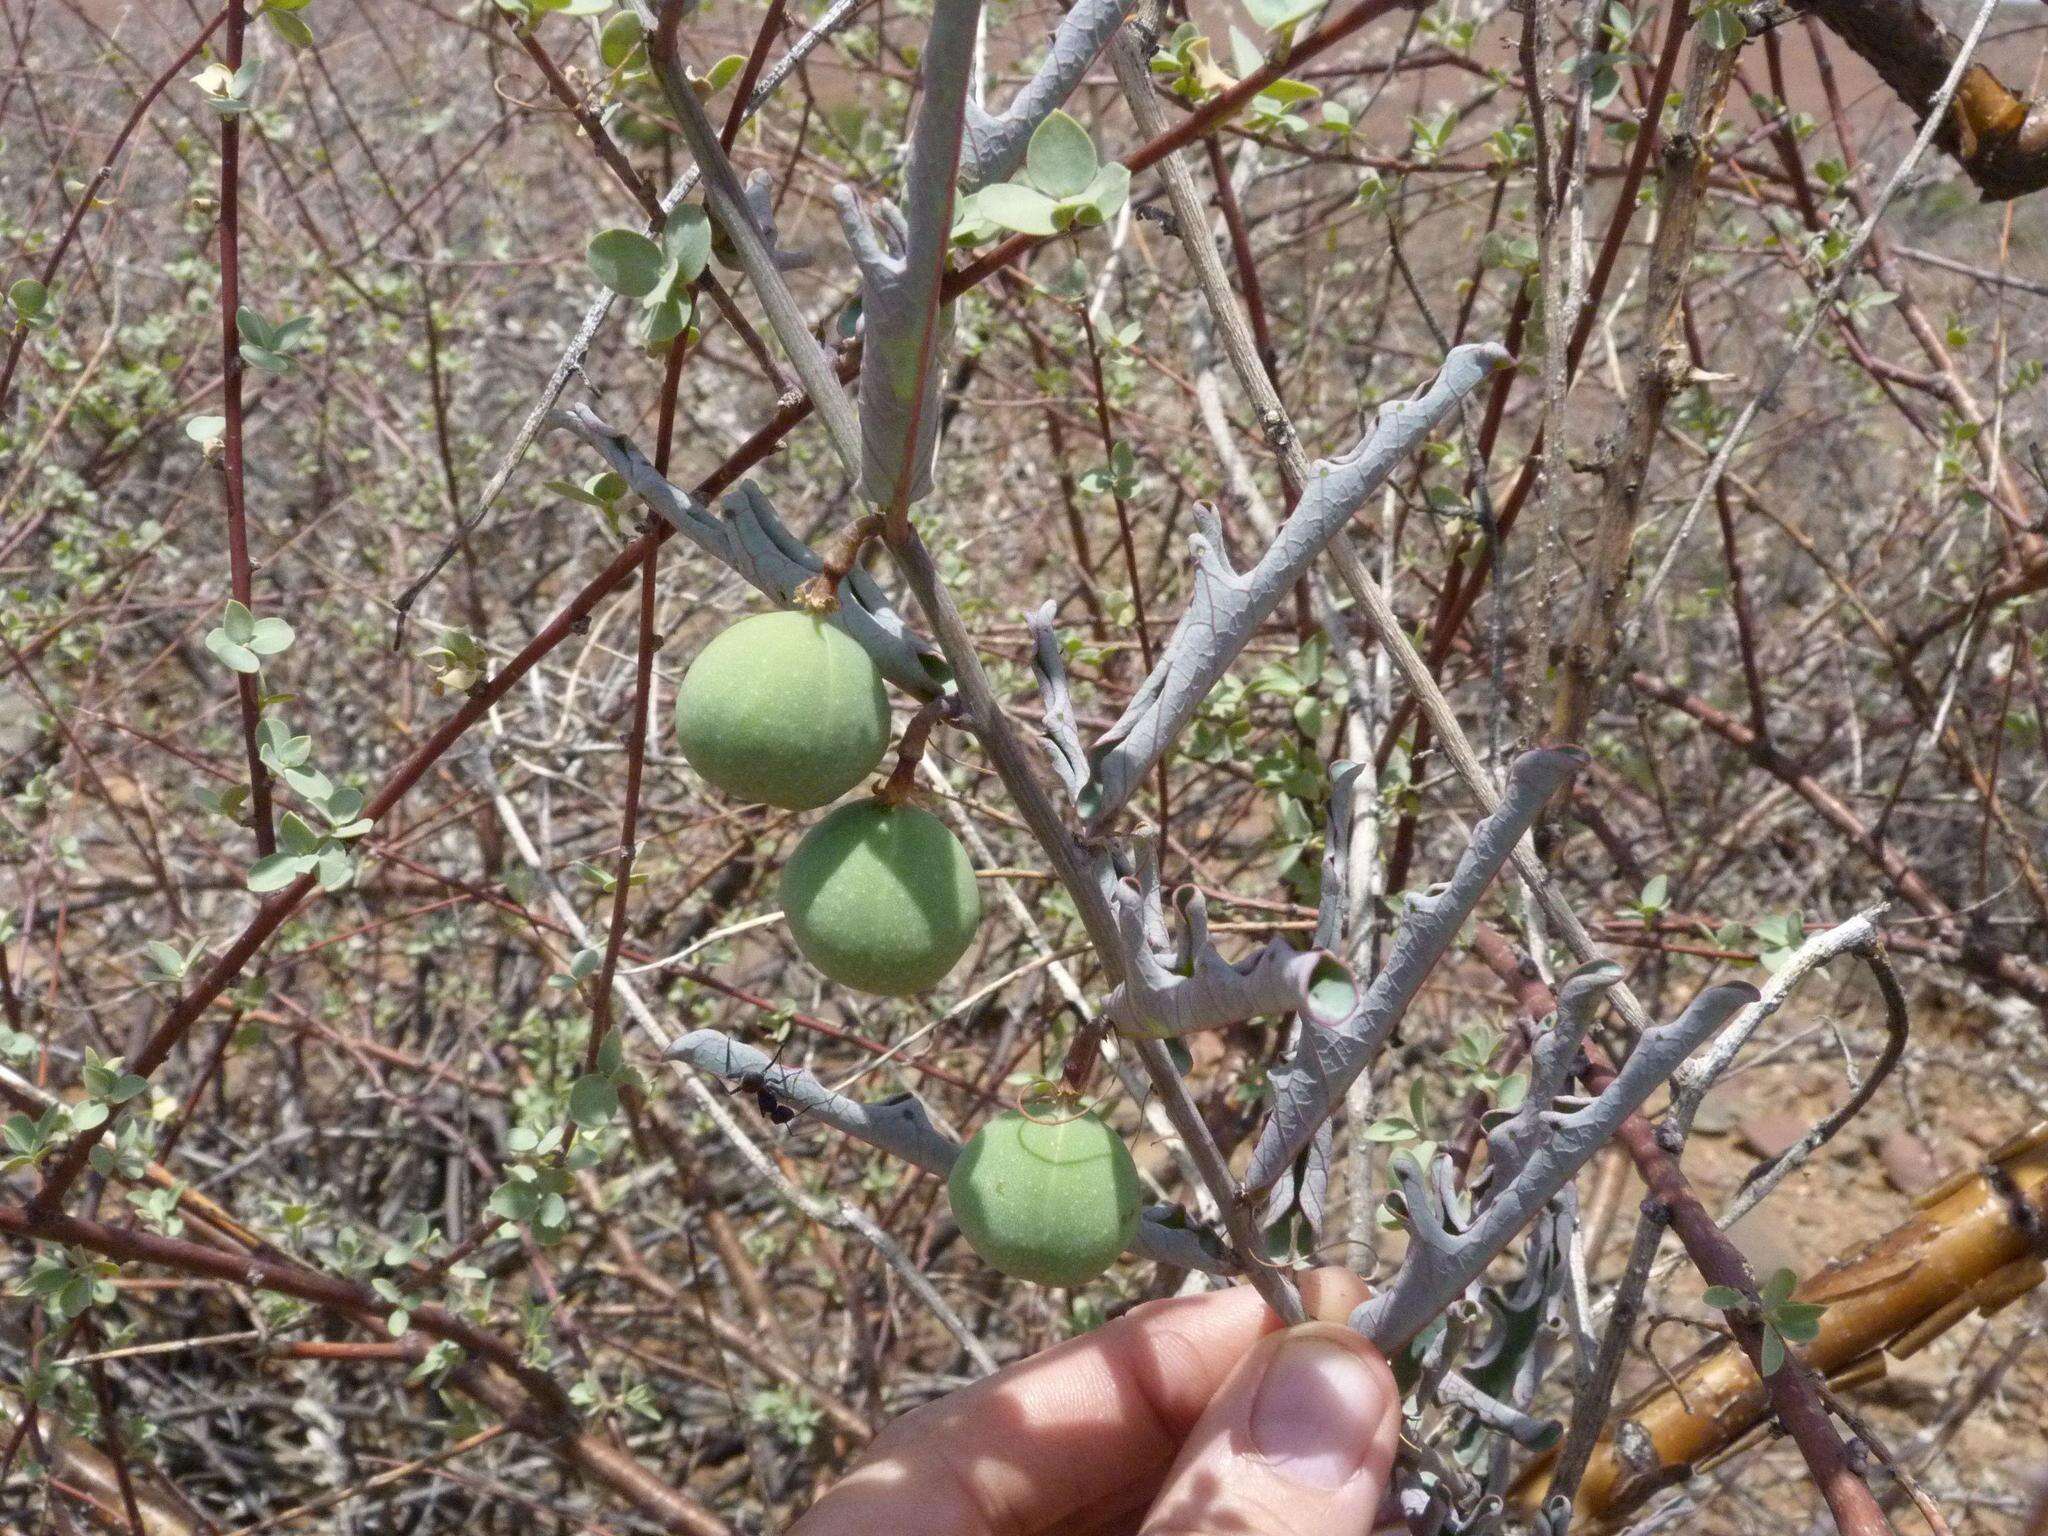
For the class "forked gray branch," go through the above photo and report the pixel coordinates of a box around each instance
[1352,980,1761,1352]
[834,0,982,506]
[650,2,865,475]
[1085,342,1512,826]
[1025,599,1089,804]
[1244,747,1587,1192]
[1482,959,1625,1192]
[1103,877,1357,1038]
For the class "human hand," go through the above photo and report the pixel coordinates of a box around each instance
[789,1268,1399,1536]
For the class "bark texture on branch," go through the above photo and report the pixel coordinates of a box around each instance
[1548,25,1741,745]
[1517,1120,2048,1529]
[1803,0,2048,201]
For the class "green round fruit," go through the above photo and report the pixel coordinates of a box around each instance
[948,1109,1140,1286]
[674,612,889,811]
[779,798,980,995]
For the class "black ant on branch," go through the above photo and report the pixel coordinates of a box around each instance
[725,1035,802,1127]
[737,1066,798,1126]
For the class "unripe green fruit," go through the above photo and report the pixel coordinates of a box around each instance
[948,1109,1140,1286]
[674,612,889,811]
[779,799,980,995]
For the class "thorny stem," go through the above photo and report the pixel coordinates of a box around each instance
[585,339,688,1081]
[1469,925,1894,1536]
[1588,1049,1896,1536]
[82,1317,146,1536]
[1202,135,1280,378]
[1371,0,1691,762]
[1072,297,1167,845]
[506,15,661,215]
[0,1201,726,1533]
[1544,1189,1670,1525]
[217,0,276,858]
[1721,938,1911,1225]
[719,0,788,147]
[652,0,864,478]
[384,0,864,641]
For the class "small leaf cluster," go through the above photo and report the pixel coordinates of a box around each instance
[587,205,713,350]
[371,1215,484,1335]
[1694,1,1748,50]
[487,1021,637,1245]
[1704,1267,1826,1376]
[1446,1022,1529,1113]
[93,1101,154,1174]
[492,0,611,24]
[574,859,647,895]
[186,414,228,456]
[8,277,54,330]
[568,1030,636,1132]
[258,0,317,49]
[954,112,1130,241]
[237,305,317,374]
[248,800,370,893]
[85,1049,146,1103]
[1243,0,1324,34]
[1249,636,1348,893]
[1078,440,1138,501]
[549,945,602,992]
[1150,26,1238,103]
[1749,910,1804,972]
[240,716,373,892]
[487,1121,595,1245]
[544,470,630,537]
[1630,873,1670,922]
[418,627,489,696]
[16,1247,119,1322]
[205,599,294,674]
[2,1106,74,1174]
[1409,106,1461,165]
[191,58,263,116]
[128,1183,188,1238]
[1365,1079,1442,1179]
[748,1385,825,1450]
[573,1366,663,1423]
[1150,25,1335,137]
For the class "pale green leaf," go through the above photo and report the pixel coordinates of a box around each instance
[1026,110,1097,198]
[587,228,667,298]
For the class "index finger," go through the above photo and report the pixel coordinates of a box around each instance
[789,1268,1371,1536]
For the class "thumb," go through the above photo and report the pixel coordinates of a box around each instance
[1137,1321,1400,1536]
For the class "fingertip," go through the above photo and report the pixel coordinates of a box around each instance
[1297,1266,1372,1324]
[1246,1324,1401,1489]
[1135,1320,1402,1534]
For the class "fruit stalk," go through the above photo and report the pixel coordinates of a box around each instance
[875,693,961,807]
[792,512,885,615]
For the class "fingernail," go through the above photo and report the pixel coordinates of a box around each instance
[1247,1328,1391,1490]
